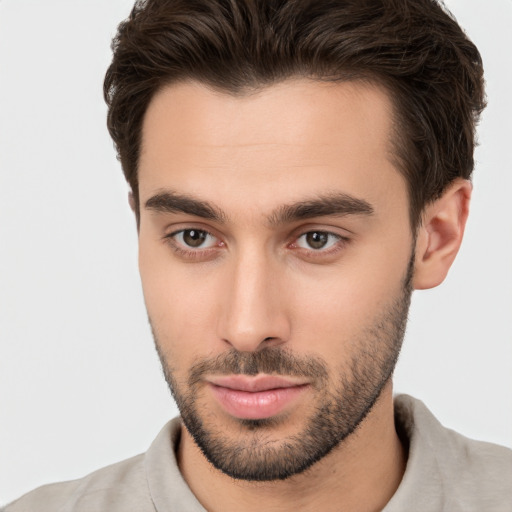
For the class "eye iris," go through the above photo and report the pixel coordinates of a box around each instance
[306,232,328,249]
[183,230,207,247]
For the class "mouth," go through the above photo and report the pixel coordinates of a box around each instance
[207,375,310,420]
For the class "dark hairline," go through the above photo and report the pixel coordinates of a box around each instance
[105,0,485,234]
[135,74,417,227]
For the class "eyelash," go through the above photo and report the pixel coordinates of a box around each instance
[163,228,350,260]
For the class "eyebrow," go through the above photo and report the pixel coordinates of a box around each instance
[268,193,374,225]
[145,191,226,222]
[145,190,374,225]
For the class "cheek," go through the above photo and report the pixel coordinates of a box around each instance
[138,241,221,367]
[288,245,410,356]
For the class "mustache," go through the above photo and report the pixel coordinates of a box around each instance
[188,347,328,387]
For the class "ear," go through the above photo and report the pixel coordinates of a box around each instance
[413,179,472,290]
[128,190,136,213]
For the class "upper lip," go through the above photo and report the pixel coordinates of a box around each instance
[207,375,309,392]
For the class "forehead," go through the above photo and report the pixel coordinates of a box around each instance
[138,79,406,219]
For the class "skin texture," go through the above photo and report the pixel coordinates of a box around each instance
[137,79,471,512]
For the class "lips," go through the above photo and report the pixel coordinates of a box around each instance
[207,375,309,420]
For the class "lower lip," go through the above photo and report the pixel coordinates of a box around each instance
[208,383,309,420]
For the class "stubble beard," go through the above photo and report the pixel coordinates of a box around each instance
[152,259,413,482]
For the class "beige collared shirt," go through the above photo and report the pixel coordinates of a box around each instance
[5,395,512,512]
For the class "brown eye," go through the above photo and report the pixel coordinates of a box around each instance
[182,229,208,247]
[305,232,329,249]
[166,228,222,259]
[169,229,218,250]
[296,231,341,251]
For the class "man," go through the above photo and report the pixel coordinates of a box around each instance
[4,0,512,511]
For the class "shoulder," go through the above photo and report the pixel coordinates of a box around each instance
[3,418,189,512]
[437,420,512,500]
[392,394,512,511]
[3,453,155,512]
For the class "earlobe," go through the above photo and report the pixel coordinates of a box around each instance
[413,179,472,290]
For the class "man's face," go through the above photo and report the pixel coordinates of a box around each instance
[137,79,414,480]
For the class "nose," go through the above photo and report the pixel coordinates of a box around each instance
[216,247,291,353]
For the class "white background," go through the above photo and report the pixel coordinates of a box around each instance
[1,0,511,505]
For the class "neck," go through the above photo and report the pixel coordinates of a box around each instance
[178,381,406,512]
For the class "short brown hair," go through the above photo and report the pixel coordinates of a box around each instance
[104,0,485,227]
